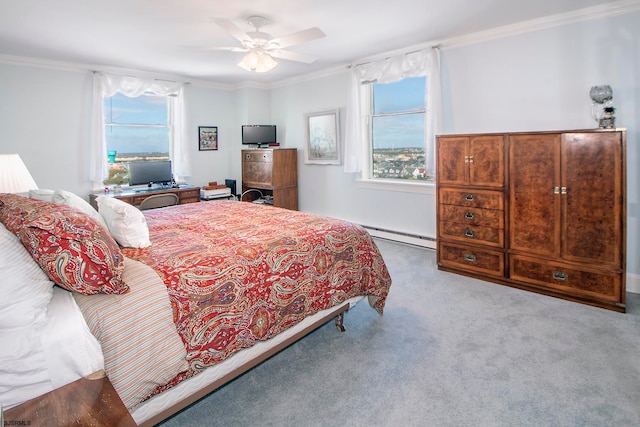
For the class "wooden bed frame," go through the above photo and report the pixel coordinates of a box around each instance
[4,304,350,426]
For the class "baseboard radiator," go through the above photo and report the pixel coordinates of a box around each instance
[362,225,436,249]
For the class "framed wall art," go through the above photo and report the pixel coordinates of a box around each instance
[198,126,218,151]
[304,109,340,164]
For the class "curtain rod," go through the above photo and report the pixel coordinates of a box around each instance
[91,70,190,85]
[348,43,442,69]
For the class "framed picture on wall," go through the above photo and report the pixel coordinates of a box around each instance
[198,126,218,151]
[304,109,340,164]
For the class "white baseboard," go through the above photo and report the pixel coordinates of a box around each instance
[363,226,436,249]
[627,273,640,294]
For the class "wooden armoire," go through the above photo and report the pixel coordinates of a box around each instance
[436,129,626,312]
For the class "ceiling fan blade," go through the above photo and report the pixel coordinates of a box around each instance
[269,49,318,64]
[210,17,253,44]
[182,46,249,52]
[269,27,325,49]
[207,46,249,52]
[184,45,248,52]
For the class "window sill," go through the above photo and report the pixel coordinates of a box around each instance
[355,178,436,195]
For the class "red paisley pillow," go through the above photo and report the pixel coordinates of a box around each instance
[0,193,52,233]
[19,208,128,295]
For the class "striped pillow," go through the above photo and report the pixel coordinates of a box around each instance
[73,257,188,409]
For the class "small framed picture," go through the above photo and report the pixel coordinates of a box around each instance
[304,110,340,164]
[199,126,218,151]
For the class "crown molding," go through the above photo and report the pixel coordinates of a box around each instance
[270,64,348,89]
[0,53,239,90]
[442,0,640,49]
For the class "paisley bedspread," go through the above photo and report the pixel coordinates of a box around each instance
[121,200,391,386]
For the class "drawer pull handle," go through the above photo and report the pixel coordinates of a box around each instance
[464,212,474,220]
[464,194,474,201]
[553,271,568,281]
[464,229,475,238]
[463,253,477,263]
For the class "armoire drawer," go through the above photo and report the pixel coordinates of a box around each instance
[439,221,503,247]
[509,255,621,301]
[438,242,505,277]
[439,205,504,228]
[439,188,504,210]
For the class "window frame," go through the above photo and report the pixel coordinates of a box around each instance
[102,93,174,186]
[357,77,435,193]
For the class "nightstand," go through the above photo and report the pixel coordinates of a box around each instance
[4,373,136,426]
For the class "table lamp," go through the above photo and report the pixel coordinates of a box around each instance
[589,85,614,128]
[0,154,39,194]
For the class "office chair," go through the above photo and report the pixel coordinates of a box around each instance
[138,193,179,210]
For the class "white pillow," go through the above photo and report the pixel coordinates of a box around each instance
[96,196,152,248]
[52,189,109,229]
[29,188,55,202]
[0,223,54,329]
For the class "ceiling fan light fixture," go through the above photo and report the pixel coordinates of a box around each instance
[238,49,278,73]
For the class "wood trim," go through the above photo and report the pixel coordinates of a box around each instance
[4,372,136,427]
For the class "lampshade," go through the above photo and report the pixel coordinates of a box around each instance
[589,85,613,104]
[238,50,278,73]
[0,154,38,193]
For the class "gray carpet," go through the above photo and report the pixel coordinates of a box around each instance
[159,239,640,426]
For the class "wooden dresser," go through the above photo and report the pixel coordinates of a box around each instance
[242,148,298,210]
[436,129,626,312]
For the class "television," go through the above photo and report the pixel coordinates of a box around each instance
[128,160,173,187]
[242,125,276,146]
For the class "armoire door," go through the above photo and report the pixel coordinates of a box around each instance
[509,133,561,257]
[437,135,505,187]
[437,136,468,186]
[561,132,623,266]
[468,135,505,188]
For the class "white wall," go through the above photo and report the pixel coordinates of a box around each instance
[0,65,92,196]
[184,84,238,188]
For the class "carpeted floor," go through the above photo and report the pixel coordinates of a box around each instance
[159,238,640,427]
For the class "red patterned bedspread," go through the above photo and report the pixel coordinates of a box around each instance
[121,201,391,381]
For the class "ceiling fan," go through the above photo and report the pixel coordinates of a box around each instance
[208,16,325,72]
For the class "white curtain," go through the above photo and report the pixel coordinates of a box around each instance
[89,73,191,188]
[344,47,442,176]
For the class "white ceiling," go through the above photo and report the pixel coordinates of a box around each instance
[0,0,630,86]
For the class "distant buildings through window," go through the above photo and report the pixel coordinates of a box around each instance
[370,76,431,181]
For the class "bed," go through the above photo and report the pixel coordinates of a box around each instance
[0,192,392,425]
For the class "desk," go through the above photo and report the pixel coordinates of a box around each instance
[90,186,201,209]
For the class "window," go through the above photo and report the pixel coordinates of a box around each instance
[344,47,440,186]
[369,77,429,181]
[103,93,171,185]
